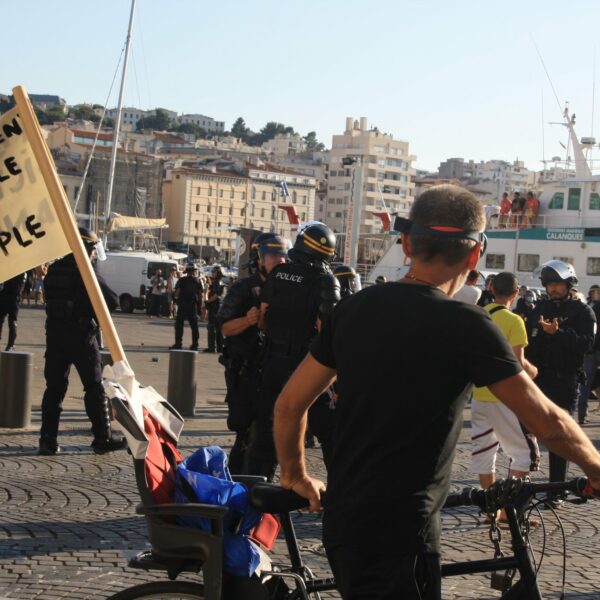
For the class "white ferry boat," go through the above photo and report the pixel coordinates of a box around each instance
[370,108,600,291]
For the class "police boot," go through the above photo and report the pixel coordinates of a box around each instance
[88,396,127,454]
[39,435,61,456]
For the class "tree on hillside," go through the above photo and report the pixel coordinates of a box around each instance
[231,117,249,140]
[0,95,15,113]
[246,121,295,146]
[303,131,325,152]
[35,105,69,125]
[69,104,100,123]
[136,108,171,131]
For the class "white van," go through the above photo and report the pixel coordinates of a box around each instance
[97,251,180,313]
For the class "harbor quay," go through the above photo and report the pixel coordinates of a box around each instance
[1,307,600,599]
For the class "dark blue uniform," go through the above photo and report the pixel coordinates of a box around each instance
[40,255,119,449]
[0,273,25,350]
[247,255,341,480]
[205,275,225,352]
[173,274,202,349]
[217,272,264,472]
[526,297,596,483]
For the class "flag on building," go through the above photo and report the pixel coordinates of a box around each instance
[277,180,289,198]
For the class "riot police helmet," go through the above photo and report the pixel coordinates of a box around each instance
[538,260,578,287]
[333,264,361,295]
[257,234,288,261]
[293,223,336,262]
[248,232,278,272]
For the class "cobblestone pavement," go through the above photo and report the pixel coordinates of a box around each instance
[1,307,600,598]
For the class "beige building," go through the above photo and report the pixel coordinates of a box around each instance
[262,133,305,157]
[163,160,316,262]
[320,117,415,234]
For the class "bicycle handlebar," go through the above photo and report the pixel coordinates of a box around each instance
[443,477,593,514]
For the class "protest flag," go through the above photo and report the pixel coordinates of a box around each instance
[11,86,173,439]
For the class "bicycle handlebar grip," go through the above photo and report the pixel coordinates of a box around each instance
[443,487,475,508]
[581,478,600,498]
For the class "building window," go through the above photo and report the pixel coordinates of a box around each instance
[587,257,600,275]
[517,254,539,272]
[230,188,234,199]
[195,204,199,211]
[196,187,201,195]
[194,220,199,230]
[229,207,233,215]
[567,188,581,211]
[486,254,505,269]
[251,187,256,200]
[208,187,213,197]
[548,192,564,209]
[553,256,574,265]
[590,193,600,210]
[242,192,246,200]
[241,207,245,216]
[219,189,224,198]
[261,191,266,200]
[207,203,212,213]
[335,211,342,218]
[219,207,223,214]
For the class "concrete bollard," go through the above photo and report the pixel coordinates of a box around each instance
[0,351,34,428]
[167,350,198,417]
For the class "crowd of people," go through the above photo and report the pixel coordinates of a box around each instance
[498,190,540,228]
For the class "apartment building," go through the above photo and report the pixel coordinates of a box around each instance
[163,160,316,261]
[105,107,179,129]
[262,133,305,156]
[320,117,415,235]
[178,114,225,133]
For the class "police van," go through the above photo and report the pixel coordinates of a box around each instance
[96,251,184,313]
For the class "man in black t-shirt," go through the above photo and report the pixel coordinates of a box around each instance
[274,184,600,600]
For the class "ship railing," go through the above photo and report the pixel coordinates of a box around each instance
[487,213,600,231]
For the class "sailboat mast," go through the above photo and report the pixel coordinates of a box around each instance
[103,0,137,246]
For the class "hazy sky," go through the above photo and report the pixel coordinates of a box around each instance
[3,0,600,171]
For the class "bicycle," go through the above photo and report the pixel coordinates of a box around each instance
[106,476,595,600]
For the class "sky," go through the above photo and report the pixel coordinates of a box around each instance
[3,0,600,172]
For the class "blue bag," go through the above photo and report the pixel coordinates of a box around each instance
[175,446,262,577]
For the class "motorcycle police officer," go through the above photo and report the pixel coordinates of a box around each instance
[217,233,288,473]
[0,272,26,351]
[39,227,125,456]
[248,223,341,480]
[526,260,596,504]
[333,264,361,298]
[170,265,203,350]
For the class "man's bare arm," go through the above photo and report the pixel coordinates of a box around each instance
[511,345,538,379]
[489,373,600,488]
[274,354,336,510]
[221,307,260,337]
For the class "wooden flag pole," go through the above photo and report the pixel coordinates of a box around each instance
[12,85,127,364]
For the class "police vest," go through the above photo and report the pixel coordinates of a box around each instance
[266,262,323,357]
[527,298,594,373]
[45,256,95,325]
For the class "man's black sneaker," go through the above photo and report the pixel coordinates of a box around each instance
[189,345,199,351]
[91,436,128,455]
[4,345,14,352]
[38,437,60,455]
[169,344,182,350]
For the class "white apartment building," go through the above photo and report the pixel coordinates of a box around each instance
[474,159,530,197]
[262,133,306,156]
[178,114,225,133]
[320,117,415,234]
[105,107,179,129]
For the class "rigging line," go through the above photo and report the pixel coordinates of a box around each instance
[530,36,563,115]
[73,45,126,213]
[541,89,545,168]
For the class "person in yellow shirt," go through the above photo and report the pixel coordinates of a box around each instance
[472,272,540,509]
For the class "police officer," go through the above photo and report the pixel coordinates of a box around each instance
[39,227,125,456]
[170,265,203,350]
[217,233,288,473]
[248,223,341,480]
[0,272,25,351]
[333,264,361,298]
[204,266,225,353]
[526,260,596,505]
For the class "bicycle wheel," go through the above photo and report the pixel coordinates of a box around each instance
[106,581,205,600]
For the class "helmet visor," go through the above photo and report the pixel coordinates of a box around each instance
[95,239,107,262]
